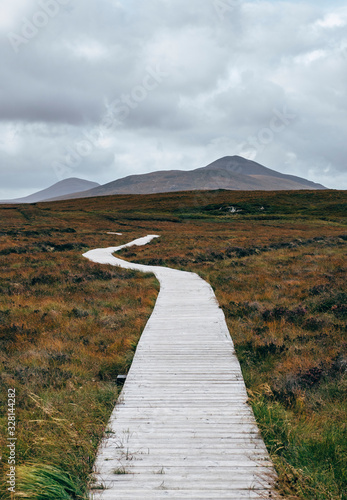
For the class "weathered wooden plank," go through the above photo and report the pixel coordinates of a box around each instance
[83,237,278,499]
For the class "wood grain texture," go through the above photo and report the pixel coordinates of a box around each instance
[83,236,278,499]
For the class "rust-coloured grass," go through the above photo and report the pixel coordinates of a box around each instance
[0,189,346,499]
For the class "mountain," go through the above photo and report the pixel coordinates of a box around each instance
[0,178,100,204]
[47,156,326,201]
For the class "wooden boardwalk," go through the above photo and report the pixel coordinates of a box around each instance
[83,236,277,499]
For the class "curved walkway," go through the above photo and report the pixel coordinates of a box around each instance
[83,236,277,499]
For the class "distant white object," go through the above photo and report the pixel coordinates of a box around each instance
[229,206,242,213]
[83,236,277,499]
[107,232,123,235]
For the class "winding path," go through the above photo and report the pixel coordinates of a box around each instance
[83,236,277,499]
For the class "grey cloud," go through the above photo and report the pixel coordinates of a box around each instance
[0,0,346,196]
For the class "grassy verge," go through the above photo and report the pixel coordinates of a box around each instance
[216,245,346,500]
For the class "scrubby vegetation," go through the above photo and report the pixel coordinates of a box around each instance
[0,189,346,499]
[0,214,159,499]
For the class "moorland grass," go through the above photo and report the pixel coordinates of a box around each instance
[125,237,347,499]
[15,464,88,500]
[0,189,346,499]
[0,221,159,498]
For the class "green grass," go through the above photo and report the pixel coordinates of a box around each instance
[14,464,88,499]
[252,396,347,500]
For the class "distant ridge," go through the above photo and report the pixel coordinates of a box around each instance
[47,156,326,201]
[1,157,326,204]
[0,178,100,204]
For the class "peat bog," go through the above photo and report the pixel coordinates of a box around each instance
[0,189,346,499]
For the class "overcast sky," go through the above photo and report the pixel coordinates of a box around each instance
[0,0,346,198]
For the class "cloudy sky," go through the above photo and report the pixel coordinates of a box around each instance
[0,0,346,198]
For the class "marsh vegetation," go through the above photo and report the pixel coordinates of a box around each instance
[0,189,346,499]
